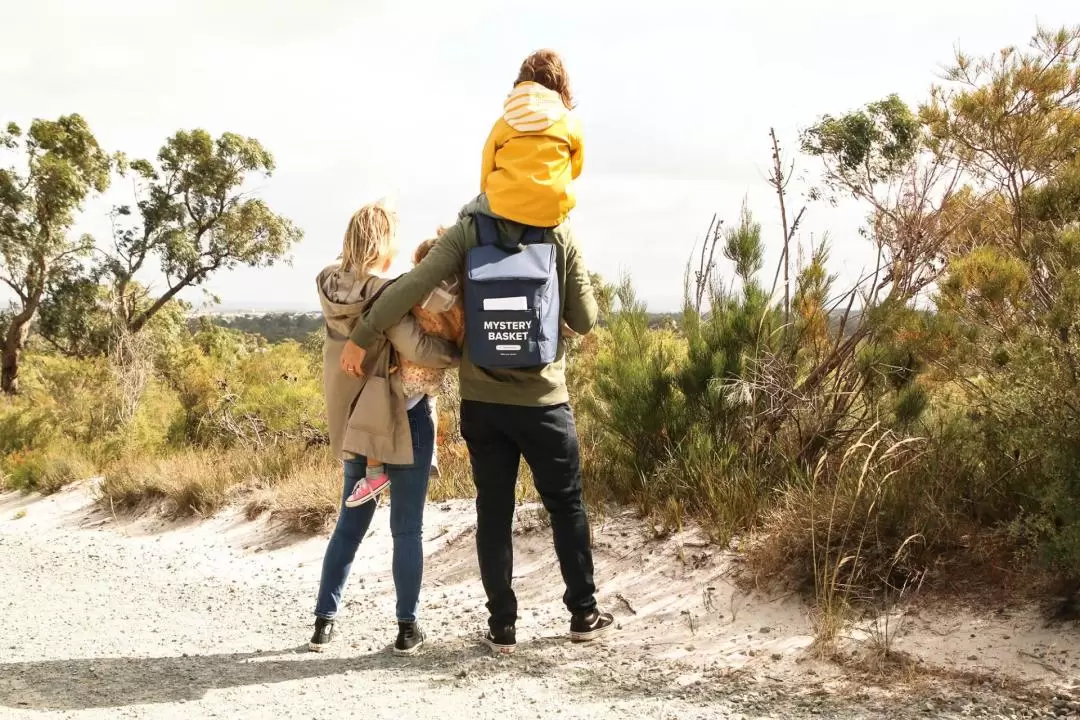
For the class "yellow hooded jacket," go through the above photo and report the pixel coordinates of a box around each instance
[481,82,583,228]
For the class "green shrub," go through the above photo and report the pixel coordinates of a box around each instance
[162,334,326,448]
[2,448,96,495]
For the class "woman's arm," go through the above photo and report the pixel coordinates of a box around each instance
[385,314,460,369]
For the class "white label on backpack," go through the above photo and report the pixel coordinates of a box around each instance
[483,296,528,311]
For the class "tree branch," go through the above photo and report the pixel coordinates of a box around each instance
[0,273,27,303]
[129,272,195,333]
[38,330,82,359]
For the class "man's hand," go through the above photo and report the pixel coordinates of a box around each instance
[340,340,367,378]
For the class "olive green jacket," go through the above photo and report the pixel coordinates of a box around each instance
[349,196,597,406]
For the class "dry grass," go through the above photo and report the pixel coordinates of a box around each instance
[427,441,475,501]
[3,449,96,495]
[246,450,341,534]
[98,449,242,516]
[97,444,325,518]
[84,416,552,535]
[90,437,493,533]
[744,427,926,653]
[427,439,541,504]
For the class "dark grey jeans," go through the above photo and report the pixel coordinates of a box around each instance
[460,399,597,630]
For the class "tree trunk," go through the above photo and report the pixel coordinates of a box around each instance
[2,309,33,394]
[2,271,45,394]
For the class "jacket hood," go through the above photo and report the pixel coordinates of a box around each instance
[317,264,378,339]
[503,82,566,132]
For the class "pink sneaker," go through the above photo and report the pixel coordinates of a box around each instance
[344,473,389,508]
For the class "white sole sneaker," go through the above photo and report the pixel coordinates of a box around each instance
[483,635,516,655]
[393,639,424,656]
[344,480,389,508]
[569,612,614,643]
[569,628,607,642]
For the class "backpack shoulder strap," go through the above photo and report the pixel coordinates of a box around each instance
[475,213,548,247]
[519,226,547,246]
[360,276,398,313]
[474,213,500,247]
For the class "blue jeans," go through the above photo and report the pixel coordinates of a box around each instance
[314,396,434,622]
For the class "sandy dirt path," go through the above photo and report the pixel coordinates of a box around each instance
[0,484,1076,720]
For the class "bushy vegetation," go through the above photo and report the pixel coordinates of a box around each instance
[4,26,1080,630]
[575,26,1080,612]
[0,315,331,504]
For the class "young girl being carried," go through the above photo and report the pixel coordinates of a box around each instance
[346,226,464,507]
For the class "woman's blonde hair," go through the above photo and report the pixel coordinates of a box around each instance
[341,199,398,273]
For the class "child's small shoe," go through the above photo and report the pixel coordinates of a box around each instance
[344,473,390,508]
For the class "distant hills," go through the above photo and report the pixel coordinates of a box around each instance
[192,312,322,343]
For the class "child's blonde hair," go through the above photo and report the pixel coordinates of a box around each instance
[341,200,398,273]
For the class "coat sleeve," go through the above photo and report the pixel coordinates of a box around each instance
[569,116,584,180]
[384,314,460,369]
[562,226,598,335]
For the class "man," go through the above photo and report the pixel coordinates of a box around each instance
[340,196,613,654]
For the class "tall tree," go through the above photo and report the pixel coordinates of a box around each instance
[921,25,1080,251]
[0,115,111,393]
[922,28,1080,579]
[105,130,302,334]
[921,25,1080,362]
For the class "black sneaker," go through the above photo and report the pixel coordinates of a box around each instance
[569,610,614,643]
[483,624,517,655]
[308,617,335,652]
[394,621,425,655]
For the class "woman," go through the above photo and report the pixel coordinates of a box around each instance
[310,200,458,655]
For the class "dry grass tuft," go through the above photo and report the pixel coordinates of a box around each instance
[88,414,550,534]
[248,451,341,534]
[427,441,474,502]
[98,450,240,516]
[96,444,330,519]
[427,439,540,504]
[3,449,96,495]
[744,427,927,652]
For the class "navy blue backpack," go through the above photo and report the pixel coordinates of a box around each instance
[465,214,560,369]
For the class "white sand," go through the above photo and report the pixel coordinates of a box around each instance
[0,482,1076,719]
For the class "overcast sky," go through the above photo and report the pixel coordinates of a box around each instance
[2,0,1077,312]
